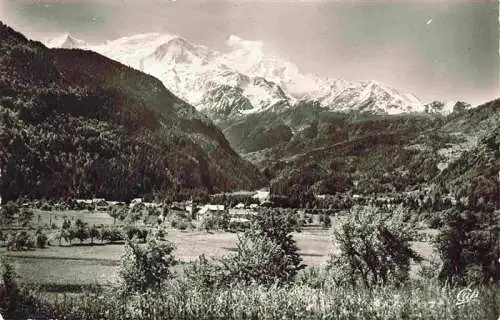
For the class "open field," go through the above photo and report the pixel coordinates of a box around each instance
[1,224,436,288]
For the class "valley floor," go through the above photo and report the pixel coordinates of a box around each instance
[1,225,435,289]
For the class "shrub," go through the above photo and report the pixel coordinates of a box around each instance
[177,221,188,230]
[224,230,299,285]
[200,211,230,232]
[171,218,189,230]
[184,254,225,289]
[200,216,215,232]
[0,201,18,226]
[327,205,422,288]
[215,211,230,230]
[123,226,148,242]
[35,230,48,248]
[186,210,305,288]
[228,219,251,231]
[0,259,19,316]
[435,209,499,285]
[321,212,331,228]
[100,227,124,243]
[295,266,332,289]
[250,209,305,280]
[18,208,34,227]
[119,232,176,293]
[71,219,89,244]
[170,218,179,229]
[184,232,294,288]
[171,215,193,231]
[88,225,100,244]
[6,231,35,251]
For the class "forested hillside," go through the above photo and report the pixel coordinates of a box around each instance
[434,107,500,211]
[256,99,499,208]
[0,22,266,203]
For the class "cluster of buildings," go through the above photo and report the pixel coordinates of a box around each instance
[181,199,265,224]
[101,189,272,224]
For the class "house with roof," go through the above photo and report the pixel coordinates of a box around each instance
[196,204,226,220]
[228,207,258,228]
[234,202,246,209]
[252,189,270,204]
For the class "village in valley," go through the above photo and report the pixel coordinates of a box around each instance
[0,188,342,288]
[73,189,272,229]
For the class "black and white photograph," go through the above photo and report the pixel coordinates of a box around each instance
[0,0,498,318]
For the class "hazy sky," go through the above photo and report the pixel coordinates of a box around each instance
[1,0,498,104]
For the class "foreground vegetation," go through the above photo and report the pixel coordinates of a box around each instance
[0,206,497,320]
[9,279,498,320]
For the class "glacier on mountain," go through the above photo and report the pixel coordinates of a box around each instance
[44,32,428,118]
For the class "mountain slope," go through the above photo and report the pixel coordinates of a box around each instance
[0,22,265,203]
[244,99,499,205]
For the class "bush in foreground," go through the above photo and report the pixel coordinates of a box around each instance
[328,205,423,288]
[250,209,305,278]
[436,209,499,285]
[119,230,177,294]
[185,231,297,288]
[0,259,19,316]
[2,205,500,320]
[185,210,305,288]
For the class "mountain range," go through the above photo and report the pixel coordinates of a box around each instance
[46,33,438,120]
[45,33,474,157]
[0,23,265,203]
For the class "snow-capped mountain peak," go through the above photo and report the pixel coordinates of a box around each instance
[146,36,218,65]
[44,32,429,118]
[226,34,263,50]
[215,34,306,90]
[46,33,86,49]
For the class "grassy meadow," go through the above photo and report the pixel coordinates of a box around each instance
[1,210,436,290]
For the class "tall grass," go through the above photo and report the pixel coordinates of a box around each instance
[22,278,499,320]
